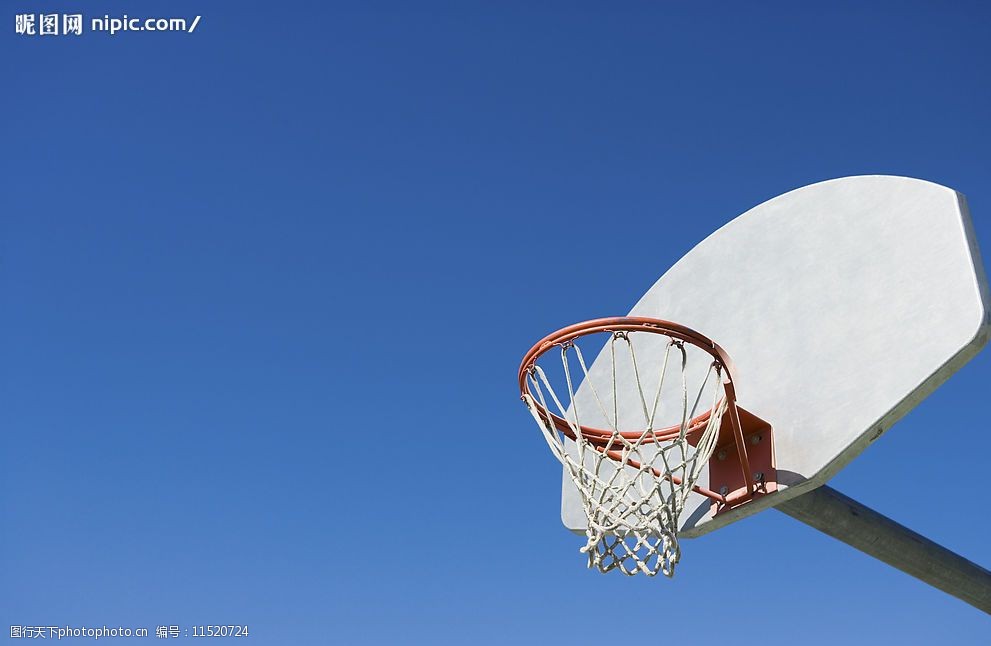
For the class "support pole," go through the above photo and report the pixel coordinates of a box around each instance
[776,485,991,614]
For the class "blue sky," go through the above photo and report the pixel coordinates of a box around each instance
[4,2,990,643]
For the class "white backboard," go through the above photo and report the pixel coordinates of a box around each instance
[562,176,990,537]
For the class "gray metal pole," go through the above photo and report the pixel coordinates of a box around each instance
[776,485,991,614]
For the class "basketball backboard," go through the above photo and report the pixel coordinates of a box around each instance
[559,175,990,537]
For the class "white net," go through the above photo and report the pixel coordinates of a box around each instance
[522,330,727,577]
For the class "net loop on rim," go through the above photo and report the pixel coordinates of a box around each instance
[519,317,749,578]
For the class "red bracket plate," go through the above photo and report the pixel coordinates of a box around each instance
[709,407,776,516]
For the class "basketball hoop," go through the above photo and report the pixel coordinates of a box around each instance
[519,317,775,577]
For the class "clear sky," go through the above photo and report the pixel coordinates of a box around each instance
[4,2,990,643]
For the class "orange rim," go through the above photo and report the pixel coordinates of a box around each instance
[519,316,755,504]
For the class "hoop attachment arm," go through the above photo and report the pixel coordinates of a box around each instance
[696,407,777,513]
